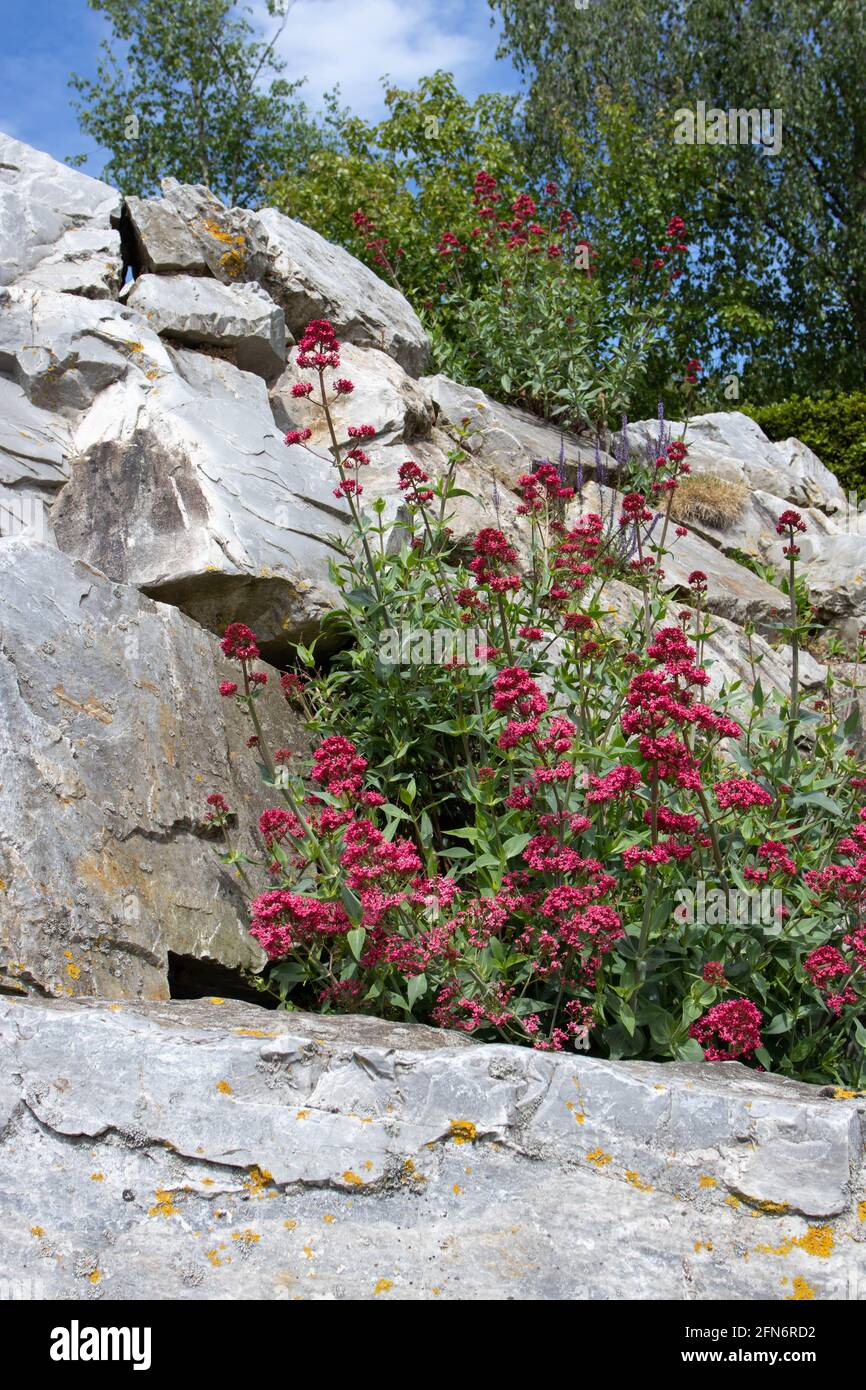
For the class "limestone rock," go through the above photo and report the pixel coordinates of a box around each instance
[0,285,174,416]
[625,412,847,514]
[122,273,287,380]
[250,206,429,377]
[123,194,212,275]
[793,534,866,641]
[0,996,862,1300]
[600,579,826,701]
[421,371,608,486]
[574,482,788,631]
[271,341,435,444]
[143,180,430,376]
[0,377,72,542]
[0,133,121,298]
[0,540,307,1001]
[52,347,347,652]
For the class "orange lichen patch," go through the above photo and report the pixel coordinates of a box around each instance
[363,1160,374,1171]
[833,1088,860,1099]
[283,1219,297,1231]
[206,1248,223,1267]
[342,1171,364,1187]
[432,1286,442,1296]
[90,1172,104,1182]
[302,1244,314,1259]
[244,1166,273,1197]
[698,1175,717,1189]
[216,1080,233,1095]
[625,1171,654,1193]
[585,1148,612,1167]
[66,962,81,980]
[233,1028,277,1038]
[573,1110,586,1124]
[724,1195,742,1210]
[653,1084,666,1091]
[30,1226,45,1238]
[449,1120,477,1144]
[786,1276,816,1301]
[452,1184,461,1196]
[402,1158,426,1184]
[148,1188,181,1218]
[754,1225,834,1260]
[296,1109,310,1120]
[858,1201,866,1223]
[201,1178,215,1187]
[373,1278,393,1296]
[208,997,225,1004]
[753,1199,789,1214]
[694,1240,713,1253]
[88,1269,101,1284]
[231,1229,261,1245]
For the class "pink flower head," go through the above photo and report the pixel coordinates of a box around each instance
[220,623,259,663]
[689,998,763,1061]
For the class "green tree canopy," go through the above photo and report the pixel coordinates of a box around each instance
[490,0,866,402]
[70,0,320,205]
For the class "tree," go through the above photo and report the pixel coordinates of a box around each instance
[70,0,320,205]
[489,0,866,404]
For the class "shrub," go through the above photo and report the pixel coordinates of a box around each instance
[742,393,866,496]
[208,319,866,1088]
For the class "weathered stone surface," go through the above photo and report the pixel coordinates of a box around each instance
[0,540,306,1000]
[250,206,429,378]
[272,341,435,444]
[0,377,72,542]
[0,997,862,1300]
[150,180,430,376]
[676,486,844,570]
[0,133,121,298]
[53,347,347,651]
[122,273,287,380]
[794,534,866,640]
[625,412,847,514]
[124,194,211,275]
[421,372,607,485]
[0,285,174,415]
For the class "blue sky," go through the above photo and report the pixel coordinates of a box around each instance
[0,0,520,174]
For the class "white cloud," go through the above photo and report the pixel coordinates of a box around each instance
[251,0,512,118]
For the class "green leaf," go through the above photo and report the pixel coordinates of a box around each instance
[347,927,366,962]
[407,973,428,1009]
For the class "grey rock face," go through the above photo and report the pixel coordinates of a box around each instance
[52,347,347,651]
[0,997,862,1300]
[272,341,435,443]
[421,371,608,484]
[0,377,72,543]
[625,412,847,514]
[0,134,121,298]
[0,541,305,1000]
[0,285,175,416]
[123,194,212,275]
[601,580,826,702]
[575,482,788,631]
[795,534,866,640]
[250,206,429,377]
[133,180,431,376]
[123,273,287,380]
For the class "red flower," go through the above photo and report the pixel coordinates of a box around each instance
[220,623,259,663]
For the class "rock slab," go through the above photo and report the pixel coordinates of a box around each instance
[0,997,862,1301]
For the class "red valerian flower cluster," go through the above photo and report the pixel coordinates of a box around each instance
[689,999,764,1061]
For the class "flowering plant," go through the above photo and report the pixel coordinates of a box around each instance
[209,319,866,1087]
